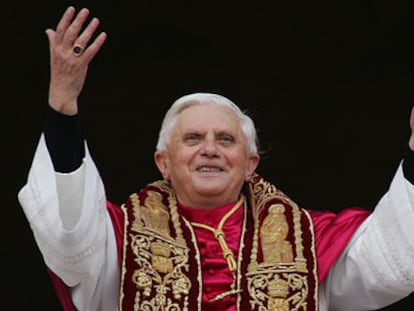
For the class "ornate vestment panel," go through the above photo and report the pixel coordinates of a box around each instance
[119,175,318,311]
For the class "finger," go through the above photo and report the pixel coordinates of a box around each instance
[74,17,100,50]
[62,8,90,49]
[45,29,56,55]
[82,32,107,63]
[55,6,76,44]
[45,29,56,45]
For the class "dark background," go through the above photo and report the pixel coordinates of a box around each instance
[4,0,414,309]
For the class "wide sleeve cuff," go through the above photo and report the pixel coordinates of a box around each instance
[321,164,414,310]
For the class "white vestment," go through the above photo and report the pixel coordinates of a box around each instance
[18,136,414,310]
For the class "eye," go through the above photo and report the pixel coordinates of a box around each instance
[183,133,202,145]
[218,134,235,145]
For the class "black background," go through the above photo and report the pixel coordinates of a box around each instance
[4,0,414,309]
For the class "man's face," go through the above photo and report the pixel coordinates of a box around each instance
[155,104,260,209]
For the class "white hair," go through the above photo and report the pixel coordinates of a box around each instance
[156,92,258,154]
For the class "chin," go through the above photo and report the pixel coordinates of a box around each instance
[193,184,229,197]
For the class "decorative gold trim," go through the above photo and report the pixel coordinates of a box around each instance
[118,176,318,310]
[248,187,260,273]
[290,198,307,273]
[118,203,129,311]
[121,183,193,311]
[183,196,247,305]
[236,198,248,311]
[182,217,203,310]
[261,204,294,264]
[191,197,244,273]
[158,181,186,243]
[245,176,313,310]
[302,209,319,311]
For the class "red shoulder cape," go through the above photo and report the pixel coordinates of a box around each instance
[307,207,370,282]
[48,202,370,310]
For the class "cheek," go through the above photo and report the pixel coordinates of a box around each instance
[169,152,193,175]
[225,149,249,166]
[176,148,199,166]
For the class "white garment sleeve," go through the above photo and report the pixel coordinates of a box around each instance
[18,135,120,311]
[319,164,414,311]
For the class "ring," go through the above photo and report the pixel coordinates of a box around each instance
[72,44,85,57]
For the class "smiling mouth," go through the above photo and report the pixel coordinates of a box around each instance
[197,166,223,172]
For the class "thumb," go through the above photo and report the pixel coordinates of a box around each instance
[45,29,56,48]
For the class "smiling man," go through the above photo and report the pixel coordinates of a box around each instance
[154,99,260,209]
[18,6,414,311]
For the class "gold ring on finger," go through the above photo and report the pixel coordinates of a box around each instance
[72,44,85,57]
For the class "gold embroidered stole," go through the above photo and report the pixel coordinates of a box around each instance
[118,175,318,311]
[241,174,318,311]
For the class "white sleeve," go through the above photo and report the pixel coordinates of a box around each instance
[319,164,414,311]
[18,135,120,311]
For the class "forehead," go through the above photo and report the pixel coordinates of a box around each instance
[175,104,242,132]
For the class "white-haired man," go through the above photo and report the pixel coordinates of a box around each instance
[19,6,414,311]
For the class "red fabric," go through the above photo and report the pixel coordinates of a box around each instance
[47,269,76,311]
[48,201,369,309]
[47,201,124,311]
[178,200,242,311]
[307,207,370,282]
[106,201,124,265]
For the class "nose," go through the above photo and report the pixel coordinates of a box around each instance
[200,138,219,158]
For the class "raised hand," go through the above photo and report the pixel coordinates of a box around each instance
[46,7,107,115]
[409,106,414,151]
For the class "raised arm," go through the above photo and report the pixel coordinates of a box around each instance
[320,107,414,310]
[43,7,106,173]
[19,8,120,310]
[46,6,106,115]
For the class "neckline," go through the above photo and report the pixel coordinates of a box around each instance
[178,199,240,226]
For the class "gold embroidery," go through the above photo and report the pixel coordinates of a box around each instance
[268,275,289,311]
[133,190,171,237]
[190,197,245,302]
[292,200,307,273]
[261,204,294,264]
[119,203,129,309]
[302,209,320,310]
[248,272,309,310]
[120,177,318,311]
[151,241,173,273]
[132,269,152,297]
[191,197,244,274]
[129,233,191,310]
[246,176,311,310]
[236,197,248,311]
[126,184,192,311]
[182,218,203,310]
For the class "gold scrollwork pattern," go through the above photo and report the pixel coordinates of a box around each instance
[120,176,317,310]
[246,175,313,310]
[247,272,309,311]
[129,233,191,311]
[124,183,192,311]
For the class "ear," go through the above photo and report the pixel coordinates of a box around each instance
[154,151,170,180]
[245,153,260,181]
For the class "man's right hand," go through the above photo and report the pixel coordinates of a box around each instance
[46,6,107,115]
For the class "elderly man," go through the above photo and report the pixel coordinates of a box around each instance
[19,6,414,311]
